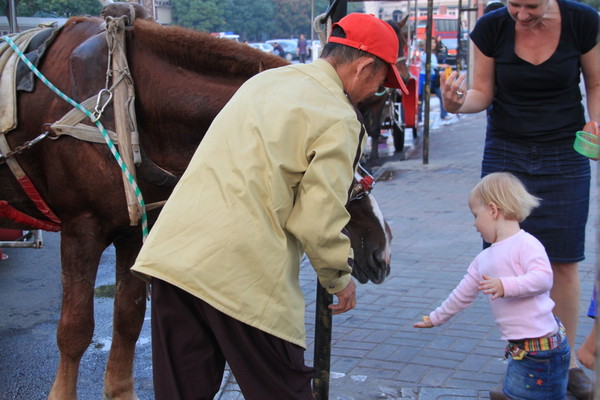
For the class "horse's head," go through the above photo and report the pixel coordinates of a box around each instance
[386,16,411,84]
[345,167,392,284]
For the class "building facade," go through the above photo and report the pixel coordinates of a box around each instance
[363,0,484,33]
[137,0,172,25]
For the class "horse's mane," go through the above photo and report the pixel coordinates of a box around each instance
[132,19,289,79]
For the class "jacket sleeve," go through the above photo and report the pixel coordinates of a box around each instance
[285,117,361,294]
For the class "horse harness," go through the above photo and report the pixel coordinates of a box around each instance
[0,26,62,231]
[0,12,168,233]
[349,165,375,203]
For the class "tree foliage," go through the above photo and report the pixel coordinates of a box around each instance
[171,0,363,42]
[171,0,226,32]
[220,0,277,42]
[1,0,102,18]
[1,0,367,42]
[581,0,600,9]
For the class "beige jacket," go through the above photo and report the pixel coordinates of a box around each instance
[132,59,365,348]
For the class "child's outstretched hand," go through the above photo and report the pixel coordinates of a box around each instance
[479,275,504,300]
[414,315,434,328]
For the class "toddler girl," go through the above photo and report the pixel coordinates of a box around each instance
[414,172,570,400]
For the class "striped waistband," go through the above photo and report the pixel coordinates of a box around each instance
[508,322,566,352]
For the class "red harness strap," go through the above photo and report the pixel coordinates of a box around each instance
[16,175,61,224]
[0,200,61,231]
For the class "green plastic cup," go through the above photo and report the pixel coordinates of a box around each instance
[574,131,600,158]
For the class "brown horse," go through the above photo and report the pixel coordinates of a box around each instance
[359,17,411,165]
[0,11,392,400]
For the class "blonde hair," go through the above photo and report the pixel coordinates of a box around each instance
[470,172,540,222]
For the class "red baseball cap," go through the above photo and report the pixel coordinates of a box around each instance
[328,13,409,94]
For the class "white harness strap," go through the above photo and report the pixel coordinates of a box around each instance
[105,16,141,225]
[46,17,142,226]
[48,17,166,222]
[50,97,118,143]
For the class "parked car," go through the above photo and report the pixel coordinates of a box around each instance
[265,39,297,61]
[248,42,273,54]
[440,37,468,67]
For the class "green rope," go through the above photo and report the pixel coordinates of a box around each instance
[1,34,148,240]
[374,87,388,97]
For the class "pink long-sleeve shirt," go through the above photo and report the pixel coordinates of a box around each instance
[429,230,558,341]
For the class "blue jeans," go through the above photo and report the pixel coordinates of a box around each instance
[418,73,448,120]
[503,336,570,400]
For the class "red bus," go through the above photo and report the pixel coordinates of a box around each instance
[411,14,459,40]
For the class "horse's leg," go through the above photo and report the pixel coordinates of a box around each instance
[392,121,405,153]
[362,107,380,163]
[372,104,387,161]
[370,130,381,162]
[391,93,405,153]
[49,221,107,400]
[102,233,146,400]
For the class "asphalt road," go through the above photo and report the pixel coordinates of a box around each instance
[0,232,155,400]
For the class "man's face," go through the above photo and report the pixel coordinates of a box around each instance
[346,60,388,104]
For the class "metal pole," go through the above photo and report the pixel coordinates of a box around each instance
[312,3,347,397]
[8,0,18,33]
[457,0,463,72]
[311,0,314,44]
[422,0,433,165]
[595,162,600,400]
[313,285,333,400]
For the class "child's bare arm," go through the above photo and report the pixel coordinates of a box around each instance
[479,275,504,300]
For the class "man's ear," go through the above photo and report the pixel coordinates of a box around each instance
[355,57,376,78]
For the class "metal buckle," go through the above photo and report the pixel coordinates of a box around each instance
[349,165,375,202]
[91,88,113,122]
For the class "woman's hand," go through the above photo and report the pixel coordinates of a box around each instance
[583,120,599,136]
[581,120,599,161]
[441,71,467,113]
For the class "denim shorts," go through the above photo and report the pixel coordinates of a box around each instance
[482,136,590,263]
[503,335,570,400]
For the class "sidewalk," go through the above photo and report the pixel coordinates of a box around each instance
[218,110,597,400]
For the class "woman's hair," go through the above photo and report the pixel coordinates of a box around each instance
[470,172,540,222]
[484,0,506,13]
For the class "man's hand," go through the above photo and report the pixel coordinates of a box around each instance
[479,275,504,300]
[329,279,356,314]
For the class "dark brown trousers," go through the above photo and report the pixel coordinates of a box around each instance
[151,278,315,400]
